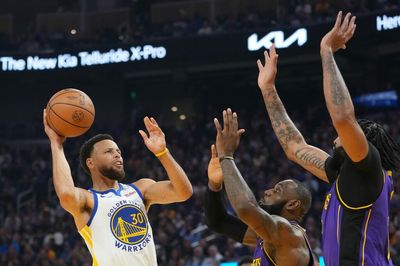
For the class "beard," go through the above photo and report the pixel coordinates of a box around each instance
[259,199,287,216]
[99,165,125,181]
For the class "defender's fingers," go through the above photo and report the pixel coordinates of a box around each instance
[139,130,149,140]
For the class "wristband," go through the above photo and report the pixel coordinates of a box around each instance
[155,148,169,158]
[219,155,234,162]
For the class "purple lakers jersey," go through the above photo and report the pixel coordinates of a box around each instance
[321,171,394,266]
[252,237,273,266]
[252,222,315,266]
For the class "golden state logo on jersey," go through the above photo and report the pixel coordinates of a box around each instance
[110,204,152,252]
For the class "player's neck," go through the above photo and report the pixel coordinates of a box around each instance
[281,211,300,223]
[91,176,119,191]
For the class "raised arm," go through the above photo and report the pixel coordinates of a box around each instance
[43,110,90,226]
[320,12,368,162]
[257,44,329,182]
[205,144,256,247]
[214,109,294,245]
[137,117,193,206]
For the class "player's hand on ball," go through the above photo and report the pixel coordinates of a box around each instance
[207,144,223,191]
[43,109,66,144]
[46,89,95,137]
[320,11,356,53]
[139,117,167,155]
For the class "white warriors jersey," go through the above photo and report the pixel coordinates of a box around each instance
[79,182,157,266]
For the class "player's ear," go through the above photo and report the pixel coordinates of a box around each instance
[286,199,301,211]
[87,158,94,171]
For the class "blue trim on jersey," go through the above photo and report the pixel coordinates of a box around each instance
[89,183,121,195]
[115,183,123,196]
[87,191,98,226]
[128,183,145,202]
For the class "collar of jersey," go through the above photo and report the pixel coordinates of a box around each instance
[89,182,123,196]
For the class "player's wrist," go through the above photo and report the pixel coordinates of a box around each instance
[320,46,333,55]
[260,83,275,92]
[219,155,234,162]
[155,147,169,158]
[208,181,222,192]
[50,141,64,150]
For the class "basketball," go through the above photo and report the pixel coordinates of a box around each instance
[46,88,95,137]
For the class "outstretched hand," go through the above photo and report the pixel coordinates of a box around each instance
[214,108,245,157]
[321,11,356,53]
[139,116,167,155]
[257,43,278,91]
[207,144,223,191]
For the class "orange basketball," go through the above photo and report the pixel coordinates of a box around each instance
[46,88,95,137]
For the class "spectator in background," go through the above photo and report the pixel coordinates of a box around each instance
[295,0,313,23]
[198,20,213,35]
[203,244,224,266]
[314,0,333,22]
[186,245,206,266]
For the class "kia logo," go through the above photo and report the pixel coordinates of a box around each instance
[248,28,308,51]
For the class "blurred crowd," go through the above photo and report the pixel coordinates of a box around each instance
[1,101,400,266]
[1,0,400,53]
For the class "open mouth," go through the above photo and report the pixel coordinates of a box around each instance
[113,161,123,166]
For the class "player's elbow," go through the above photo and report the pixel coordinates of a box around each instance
[181,188,193,201]
[286,145,305,162]
[177,185,193,201]
[331,109,355,126]
[286,150,297,162]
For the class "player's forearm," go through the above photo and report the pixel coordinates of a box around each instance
[221,159,258,218]
[157,152,193,200]
[260,86,306,156]
[320,49,355,123]
[50,142,76,199]
[205,187,248,242]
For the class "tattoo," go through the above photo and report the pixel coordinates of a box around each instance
[221,160,257,210]
[263,90,304,151]
[322,53,344,106]
[321,53,351,108]
[221,160,280,242]
[294,147,325,170]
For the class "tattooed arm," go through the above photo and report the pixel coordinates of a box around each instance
[320,12,368,162]
[257,45,329,182]
[221,158,293,245]
[214,109,295,245]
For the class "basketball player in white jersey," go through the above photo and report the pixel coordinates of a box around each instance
[43,110,193,266]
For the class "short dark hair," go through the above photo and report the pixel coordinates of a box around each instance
[79,134,114,175]
[358,119,400,171]
[292,179,312,219]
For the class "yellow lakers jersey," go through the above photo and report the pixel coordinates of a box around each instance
[79,182,157,266]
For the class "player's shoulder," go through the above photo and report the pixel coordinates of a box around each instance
[77,187,94,202]
[275,216,305,239]
[350,141,381,169]
[132,178,156,194]
[262,215,304,245]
